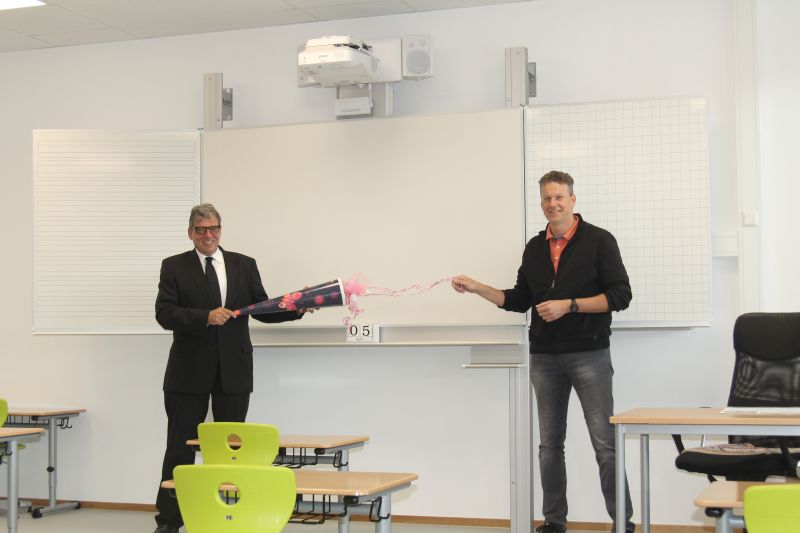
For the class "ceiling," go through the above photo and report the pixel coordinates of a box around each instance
[0,0,529,53]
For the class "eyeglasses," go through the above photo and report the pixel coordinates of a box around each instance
[193,225,221,235]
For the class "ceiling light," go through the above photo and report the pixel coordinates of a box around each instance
[0,0,45,10]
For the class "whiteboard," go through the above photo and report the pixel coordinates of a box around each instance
[203,109,527,334]
[33,130,201,333]
[525,97,711,327]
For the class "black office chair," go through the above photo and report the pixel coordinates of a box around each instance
[673,312,800,481]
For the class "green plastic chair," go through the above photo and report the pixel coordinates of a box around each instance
[197,422,280,466]
[0,398,24,455]
[174,464,296,533]
[743,483,800,533]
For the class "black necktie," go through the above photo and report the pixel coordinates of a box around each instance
[205,256,222,308]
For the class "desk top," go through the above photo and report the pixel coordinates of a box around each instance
[162,470,417,497]
[0,427,45,440]
[694,479,800,509]
[186,434,369,449]
[611,407,800,426]
[8,407,86,417]
[294,470,417,496]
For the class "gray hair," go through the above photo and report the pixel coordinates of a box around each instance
[189,203,222,227]
[538,170,575,196]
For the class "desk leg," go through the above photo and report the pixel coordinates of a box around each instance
[338,449,350,533]
[31,419,79,518]
[375,495,391,533]
[614,424,625,533]
[48,419,56,508]
[7,439,19,533]
[338,504,350,533]
[640,434,650,533]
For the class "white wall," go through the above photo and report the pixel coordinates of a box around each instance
[0,0,749,527]
[754,0,800,310]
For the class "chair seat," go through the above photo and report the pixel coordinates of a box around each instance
[676,444,800,480]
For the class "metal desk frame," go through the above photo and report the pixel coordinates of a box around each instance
[0,428,44,533]
[5,409,85,518]
[612,407,800,533]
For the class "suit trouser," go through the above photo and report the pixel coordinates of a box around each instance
[154,375,250,527]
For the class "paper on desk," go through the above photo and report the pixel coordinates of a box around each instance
[721,406,800,415]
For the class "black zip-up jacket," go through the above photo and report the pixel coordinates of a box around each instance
[501,214,631,354]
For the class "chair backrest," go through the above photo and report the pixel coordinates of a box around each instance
[728,312,800,447]
[198,422,280,466]
[743,483,800,533]
[0,399,7,427]
[174,464,296,533]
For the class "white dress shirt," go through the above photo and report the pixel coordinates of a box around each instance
[195,248,227,307]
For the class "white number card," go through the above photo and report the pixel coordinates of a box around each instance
[345,324,380,343]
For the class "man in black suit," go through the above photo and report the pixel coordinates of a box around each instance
[153,203,303,533]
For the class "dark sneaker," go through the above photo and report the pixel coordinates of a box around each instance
[535,523,567,533]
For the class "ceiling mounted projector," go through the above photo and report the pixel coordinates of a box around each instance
[298,35,380,88]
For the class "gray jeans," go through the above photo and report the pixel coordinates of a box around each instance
[531,347,634,530]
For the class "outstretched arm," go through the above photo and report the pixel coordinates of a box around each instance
[451,275,505,307]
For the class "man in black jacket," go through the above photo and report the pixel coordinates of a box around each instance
[153,203,303,533]
[452,171,634,533]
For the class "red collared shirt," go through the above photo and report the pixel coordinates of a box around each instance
[546,215,579,274]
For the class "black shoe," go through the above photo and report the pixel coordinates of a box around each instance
[154,525,180,533]
[610,526,635,533]
[535,523,567,533]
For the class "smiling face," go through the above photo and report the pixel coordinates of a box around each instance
[540,181,576,228]
[189,215,221,256]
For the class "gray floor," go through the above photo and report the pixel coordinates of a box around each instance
[8,509,509,533]
[5,508,594,533]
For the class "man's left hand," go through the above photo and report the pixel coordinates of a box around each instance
[535,299,571,322]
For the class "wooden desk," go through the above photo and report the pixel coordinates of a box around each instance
[694,480,752,533]
[162,469,417,533]
[610,407,800,533]
[0,427,44,533]
[693,480,800,533]
[5,407,86,518]
[187,434,369,471]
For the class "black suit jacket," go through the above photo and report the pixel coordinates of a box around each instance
[155,247,299,394]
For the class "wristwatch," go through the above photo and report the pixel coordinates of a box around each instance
[569,298,579,313]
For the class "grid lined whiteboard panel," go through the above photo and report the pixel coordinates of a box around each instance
[33,130,201,333]
[525,97,711,327]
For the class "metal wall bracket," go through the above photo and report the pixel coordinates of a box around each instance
[203,73,233,129]
[528,62,537,98]
[222,87,233,122]
[505,47,534,106]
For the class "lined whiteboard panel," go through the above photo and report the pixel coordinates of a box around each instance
[33,130,200,333]
[525,97,711,327]
[203,109,527,332]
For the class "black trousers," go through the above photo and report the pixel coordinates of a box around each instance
[154,375,250,527]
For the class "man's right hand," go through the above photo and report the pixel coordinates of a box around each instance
[451,274,505,307]
[451,275,481,293]
[208,307,237,326]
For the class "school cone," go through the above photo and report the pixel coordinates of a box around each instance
[234,278,345,316]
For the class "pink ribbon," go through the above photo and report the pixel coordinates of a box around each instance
[343,274,452,326]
